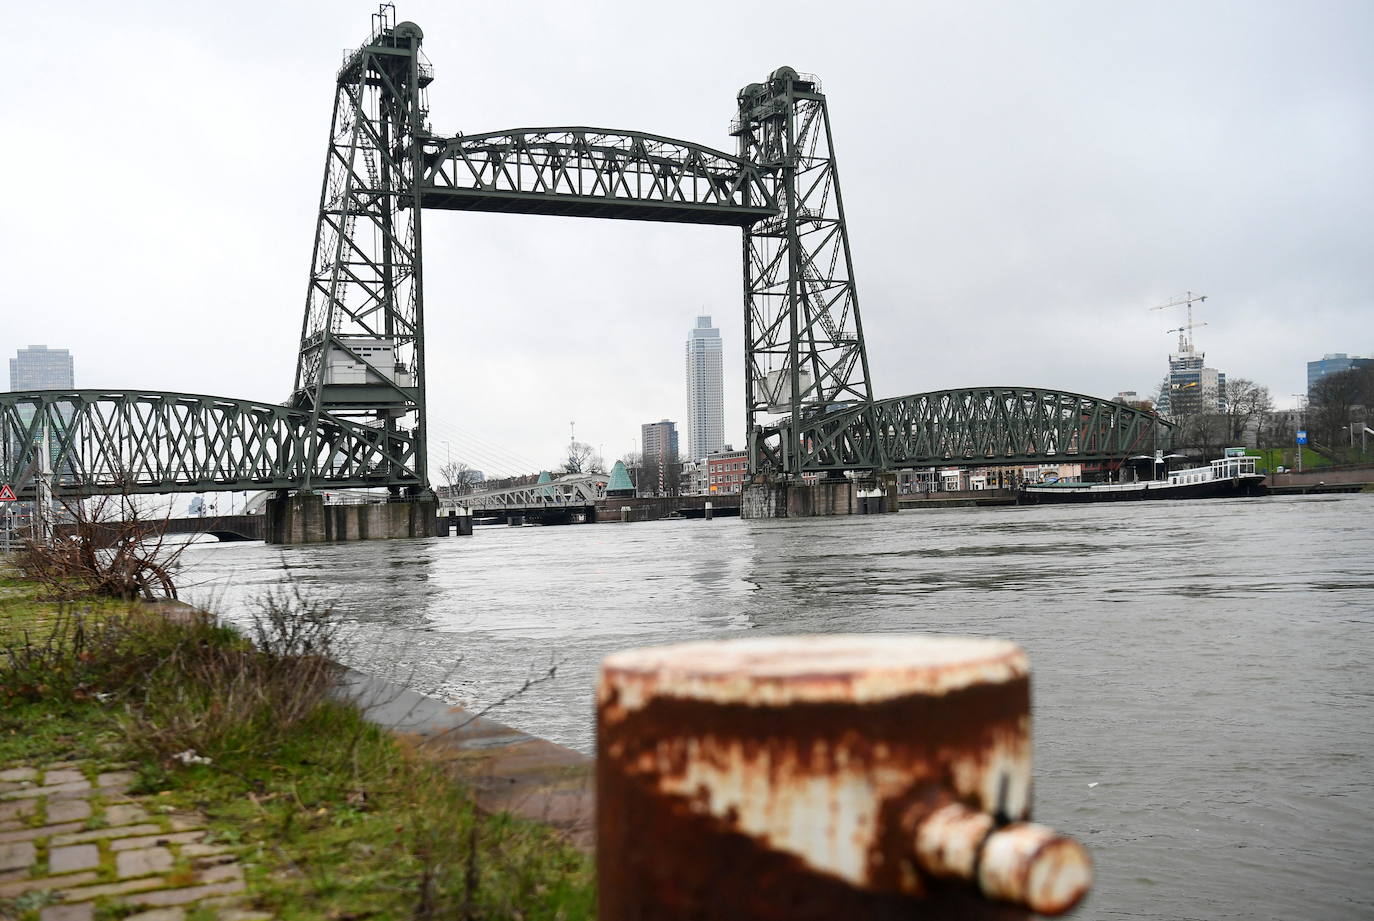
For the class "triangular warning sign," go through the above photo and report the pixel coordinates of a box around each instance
[0,485,16,501]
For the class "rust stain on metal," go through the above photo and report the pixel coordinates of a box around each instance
[597,635,1090,920]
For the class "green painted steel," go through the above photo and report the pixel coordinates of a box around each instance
[755,387,1173,472]
[0,390,421,499]
[419,129,778,226]
[0,13,1167,504]
[292,8,432,497]
[736,68,873,478]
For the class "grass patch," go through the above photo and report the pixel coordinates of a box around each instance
[0,578,594,920]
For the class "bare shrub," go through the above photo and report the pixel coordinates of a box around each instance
[0,605,233,705]
[122,588,343,761]
[17,493,190,601]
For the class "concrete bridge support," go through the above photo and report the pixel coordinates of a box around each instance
[264,493,438,544]
[741,475,898,519]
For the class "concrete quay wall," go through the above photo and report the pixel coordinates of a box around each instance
[1266,466,1374,489]
[898,488,1018,509]
[336,668,593,848]
[593,495,740,523]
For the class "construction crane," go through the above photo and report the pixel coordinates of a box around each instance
[1152,291,1208,352]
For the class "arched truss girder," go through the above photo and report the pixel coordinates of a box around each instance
[0,390,422,498]
[419,127,780,226]
[759,387,1173,472]
[448,473,608,511]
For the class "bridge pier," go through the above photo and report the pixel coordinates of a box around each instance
[264,493,438,544]
[741,475,898,519]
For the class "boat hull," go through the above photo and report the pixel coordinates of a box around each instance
[1018,475,1267,505]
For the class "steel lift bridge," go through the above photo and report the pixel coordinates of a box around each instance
[0,8,1167,514]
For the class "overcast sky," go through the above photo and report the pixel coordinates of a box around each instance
[3,1,1370,476]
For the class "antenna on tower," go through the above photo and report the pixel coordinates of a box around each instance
[1151,291,1208,352]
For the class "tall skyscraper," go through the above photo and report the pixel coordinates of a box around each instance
[9,345,74,390]
[685,315,724,461]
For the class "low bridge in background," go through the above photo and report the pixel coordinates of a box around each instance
[448,473,606,524]
[53,514,264,546]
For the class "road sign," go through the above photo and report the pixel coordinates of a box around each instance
[0,484,16,502]
[1296,430,1308,445]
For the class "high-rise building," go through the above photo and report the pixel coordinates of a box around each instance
[640,419,680,496]
[1157,337,1225,420]
[1307,353,1373,396]
[6,346,77,507]
[684,315,724,461]
[9,345,74,390]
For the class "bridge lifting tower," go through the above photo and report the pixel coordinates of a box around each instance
[733,69,876,481]
[292,6,432,496]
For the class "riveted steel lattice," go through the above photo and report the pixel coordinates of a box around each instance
[448,472,607,512]
[0,391,421,498]
[292,6,432,494]
[420,129,778,225]
[734,68,874,478]
[766,387,1171,471]
[0,11,1168,506]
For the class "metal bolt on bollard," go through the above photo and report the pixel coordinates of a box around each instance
[596,635,1091,920]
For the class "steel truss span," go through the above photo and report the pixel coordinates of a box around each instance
[759,388,1170,472]
[0,14,1164,504]
[449,473,607,511]
[0,391,421,499]
[420,129,779,226]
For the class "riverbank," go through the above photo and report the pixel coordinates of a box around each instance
[176,494,1374,920]
[0,568,594,920]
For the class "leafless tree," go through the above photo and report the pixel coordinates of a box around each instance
[561,441,596,475]
[1177,413,1227,460]
[1224,378,1274,443]
[437,460,481,498]
[17,491,189,601]
[1309,368,1366,454]
[1257,410,1296,451]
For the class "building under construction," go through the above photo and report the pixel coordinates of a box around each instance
[1154,293,1226,419]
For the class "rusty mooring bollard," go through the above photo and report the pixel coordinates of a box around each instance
[597,635,1091,920]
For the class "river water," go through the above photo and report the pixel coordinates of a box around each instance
[180,493,1374,920]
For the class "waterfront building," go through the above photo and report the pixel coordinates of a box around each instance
[681,458,708,496]
[1307,353,1373,396]
[640,419,680,496]
[684,316,724,461]
[9,344,74,390]
[707,446,748,495]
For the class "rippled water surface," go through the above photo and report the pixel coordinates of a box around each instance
[181,494,1374,920]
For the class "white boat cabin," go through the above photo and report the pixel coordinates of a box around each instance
[1167,455,1258,486]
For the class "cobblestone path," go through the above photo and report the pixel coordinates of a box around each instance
[0,763,267,921]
